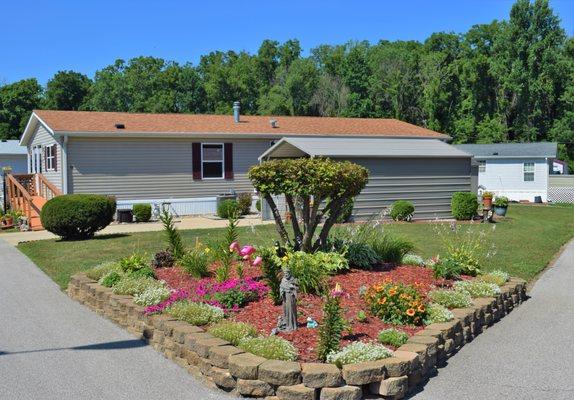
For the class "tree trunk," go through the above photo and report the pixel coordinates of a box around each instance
[301,196,322,252]
[285,194,302,250]
[264,193,291,246]
[313,197,346,251]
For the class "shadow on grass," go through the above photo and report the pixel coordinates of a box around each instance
[54,233,131,243]
[0,339,147,356]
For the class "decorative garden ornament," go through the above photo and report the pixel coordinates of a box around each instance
[277,269,299,332]
[306,317,318,329]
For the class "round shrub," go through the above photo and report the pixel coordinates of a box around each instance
[41,194,116,240]
[238,336,298,361]
[217,199,240,219]
[237,193,252,215]
[133,203,152,222]
[451,192,478,220]
[390,200,415,221]
[208,321,258,346]
[377,328,409,347]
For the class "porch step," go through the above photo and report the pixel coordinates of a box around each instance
[28,196,46,230]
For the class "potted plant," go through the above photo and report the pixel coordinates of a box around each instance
[493,196,509,216]
[482,191,494,208]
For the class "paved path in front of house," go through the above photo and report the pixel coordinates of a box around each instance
[0,238,230,400]
[1,214,272,246]
[410,239,574,400]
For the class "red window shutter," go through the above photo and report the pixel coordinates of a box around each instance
[224,143,234,180]
[53,144,58,171]
[192,143,202,180]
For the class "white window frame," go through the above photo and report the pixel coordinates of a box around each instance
[478,160,486,173]
[45,145,55,171]
[523,162,535,182]
[201,143,225,180]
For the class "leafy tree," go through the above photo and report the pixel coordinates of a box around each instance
[249,158,368,252]
[43,71,92,110]
[0,78,42,140]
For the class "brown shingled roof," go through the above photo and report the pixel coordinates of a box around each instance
[33,110,448,138]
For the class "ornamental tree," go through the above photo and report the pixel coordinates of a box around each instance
[248,158,368,252]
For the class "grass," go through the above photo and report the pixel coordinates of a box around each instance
[18,204,574,289]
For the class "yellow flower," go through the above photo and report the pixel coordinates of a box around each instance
[388,288,397,296]
[417,304,426,313]
[205,248,211,253]
[378,297,387,305]
[281,256,288,262]
[406,308,416,317]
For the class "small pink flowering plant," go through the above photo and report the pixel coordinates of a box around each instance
[144,288,190,315]
[227,241,261,279]
[196,277,269,311]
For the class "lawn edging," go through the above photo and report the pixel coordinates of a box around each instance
[68,273,527,399]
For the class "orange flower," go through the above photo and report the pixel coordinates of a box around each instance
[388,288,397,296]
[417,304,426,313]
[406,308,416,317]
[378,297,387,305]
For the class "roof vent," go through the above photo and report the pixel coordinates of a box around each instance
[115,123,125,129]
[492,152,498,155]
[233,101,240,123]
[270,119,278,128]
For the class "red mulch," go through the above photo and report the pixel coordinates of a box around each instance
[155,263,454,362]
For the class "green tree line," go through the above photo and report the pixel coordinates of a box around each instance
[1,0,573,167]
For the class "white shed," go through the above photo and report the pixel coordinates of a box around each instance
[454,142,557,202]
[1,139,28,210]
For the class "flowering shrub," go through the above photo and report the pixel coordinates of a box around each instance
[365,280,427,325]
[402,253,425,267]
[207,321,258,346]
[425,303,454,324]
[479,270,509,286]
[377,328,409,347]
[326,341,393,368]
[454,280,501,298]
[428,289,472,309]
[238,336,298,361]
[145,288,190,314]
[86,261,120,280]
[134,285,171,306]
[196,278,269,310]
[165,300,224,326]
[112,276,165,296]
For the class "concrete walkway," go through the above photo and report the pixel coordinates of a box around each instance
[0,238,230,400]
[411,239,574,400]
[1,214,272,246]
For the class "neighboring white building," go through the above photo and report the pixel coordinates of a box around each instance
[1,139,28,210]
[455,142,557,202]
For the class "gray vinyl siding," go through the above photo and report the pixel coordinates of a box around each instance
[67,137,271,199]
[349,158,472,220]
[28,124,63,190]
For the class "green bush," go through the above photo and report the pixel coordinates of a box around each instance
[112,276,164,296]
[454,280,501,298]
[336,197,354,223]
[238,336,298,361]
[326,342,392,368]
[119,253,149,273]
[165,300,224,326]
[237,193,252,215]
[133,203,152,222]
[390,200,415,221]
[479,270,509,286]
[432,258,462,279]
[217,199,240,219]
[346,242,379,269]
[40,194,116,240]
[368,233,414,264]
[180,245,211,278]
[99,270,122,287]
[377,328,409,347]
[259,247,282,305]
[317,292,346,362]
[493,196,509,207]
[86,261,120,281]
[428,289,472,309]
[279,251,349,294]
[425,303,454,324]
[451,192,478,220]
[208,321,258,346]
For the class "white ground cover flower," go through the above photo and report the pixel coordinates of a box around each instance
[454,280,501,298]
[326,341,393,367]
[133,284,171,306]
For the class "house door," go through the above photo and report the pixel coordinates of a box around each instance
[32,146,42,173]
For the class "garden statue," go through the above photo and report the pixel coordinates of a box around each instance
[277,269,299,332]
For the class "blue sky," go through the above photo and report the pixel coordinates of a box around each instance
[1,0,573,85]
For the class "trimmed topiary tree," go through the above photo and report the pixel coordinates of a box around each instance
[389,200,415,221]
[133,203,151,222]
[249,158,368,252]
[451,192,478,220]
[41,194,116,240]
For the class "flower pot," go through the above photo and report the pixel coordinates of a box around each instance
[2,216,13,226]
[493,205,508,216]
[482,198,493,209]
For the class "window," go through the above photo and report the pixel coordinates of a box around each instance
[478,160,486,173]
[201,143,224,179]
[523,162,535,181]
[45,145,56,171]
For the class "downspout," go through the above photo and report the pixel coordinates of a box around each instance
[61,135,69,194]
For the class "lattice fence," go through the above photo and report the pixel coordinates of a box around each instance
[549,187,574,203]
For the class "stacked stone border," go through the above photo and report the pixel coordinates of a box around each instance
[68,273,527,400]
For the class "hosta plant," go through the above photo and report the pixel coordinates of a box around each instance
[365,279,427,325]
[428,289,472,309]
[208,321,258,346]
[326,341,393,368]
[454,280,501,298]
[238,336,298,361]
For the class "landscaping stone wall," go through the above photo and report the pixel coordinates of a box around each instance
[68,274,527,400]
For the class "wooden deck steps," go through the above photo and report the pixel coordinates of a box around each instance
[29,196,46,231]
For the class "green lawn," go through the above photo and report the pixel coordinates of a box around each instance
[18,204,574,289]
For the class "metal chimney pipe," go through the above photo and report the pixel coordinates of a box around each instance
[233,101,240,123]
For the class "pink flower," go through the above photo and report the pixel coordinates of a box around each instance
[229,241,239,253]
[252,256,262,267]
[239,245,256,257]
